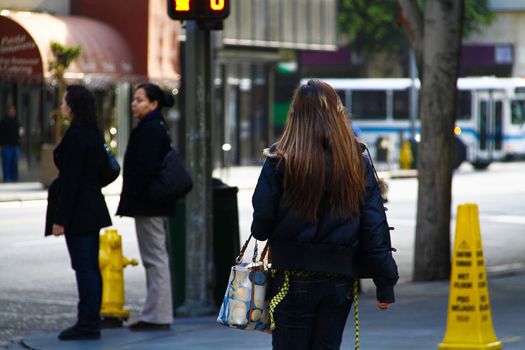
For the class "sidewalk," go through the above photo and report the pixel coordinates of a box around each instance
[0,167,415,203]
[8,272,525,349]
[2,167,524,349]
[0,177,123,203]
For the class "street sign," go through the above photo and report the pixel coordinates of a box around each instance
[168,0,230,21]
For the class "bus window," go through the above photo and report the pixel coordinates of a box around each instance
[456,91,471,120]
[393,89,409,119]
[495,101,503,151]
[351,90,386,119]
[335,90,346,105]
[511,100,525,125]
[479,101,487,151]
[335,90,350,115]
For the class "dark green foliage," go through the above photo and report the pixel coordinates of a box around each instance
[48,41,82,78]
[463,0,495,36]
[338,0,403,53]
[338,0,495,53]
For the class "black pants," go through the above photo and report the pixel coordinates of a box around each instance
[270,273,353,350]
[65,232,102,331]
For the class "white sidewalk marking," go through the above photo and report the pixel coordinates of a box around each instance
[484,215,525,225]
[12,238,63,248]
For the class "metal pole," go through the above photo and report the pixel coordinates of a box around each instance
[176,21,215,316]
[409,48,418,140]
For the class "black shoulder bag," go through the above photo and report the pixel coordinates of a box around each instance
[147,121,193,203]
[101,144,120,187]
[147,147,193,203]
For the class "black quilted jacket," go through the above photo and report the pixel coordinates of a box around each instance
[251,148,399,303]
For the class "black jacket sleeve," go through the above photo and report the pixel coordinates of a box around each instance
[53,130,86,226]
[128,122,168,195]
[358,157,399,303]
[251,156,283,241]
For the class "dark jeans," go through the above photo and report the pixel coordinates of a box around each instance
[65,232,102,332]
[1,146,19,182]
[270,273,354,350]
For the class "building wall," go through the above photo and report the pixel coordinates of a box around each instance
[147,0,181,86]
[0,0,69,14]
[223,0,337,50]
[465,11,525,77]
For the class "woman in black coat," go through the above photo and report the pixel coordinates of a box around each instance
[116,83,176,331]
[45,85,112,341]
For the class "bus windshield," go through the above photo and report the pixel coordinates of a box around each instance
[456,91,472,120]
[511,100,525,125]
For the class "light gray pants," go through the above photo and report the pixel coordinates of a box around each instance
[134,216,173,324]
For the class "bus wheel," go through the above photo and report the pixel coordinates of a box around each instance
[471,161,491,170]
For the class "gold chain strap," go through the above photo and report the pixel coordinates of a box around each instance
[353,280,359,350]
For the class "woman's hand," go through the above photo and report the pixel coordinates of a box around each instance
[52,224,65,236]
[376,301,391,310]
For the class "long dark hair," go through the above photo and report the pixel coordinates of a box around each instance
[136,83,175,110]
[276,80,366,221]
[65,85,97,127]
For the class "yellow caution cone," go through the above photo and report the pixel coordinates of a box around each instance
[438,204,502,350]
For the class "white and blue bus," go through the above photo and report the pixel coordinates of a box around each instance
[301,77,525,169]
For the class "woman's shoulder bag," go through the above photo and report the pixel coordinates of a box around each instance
[100,144,120,187]
[147,147,193,203]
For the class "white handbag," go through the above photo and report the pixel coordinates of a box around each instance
[217,235,270,331]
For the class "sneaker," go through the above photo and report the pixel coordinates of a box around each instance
[128,321,171,331]
[58,326,101,340]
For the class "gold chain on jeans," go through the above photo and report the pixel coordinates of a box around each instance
[268,270,290,330]
[353,280,359,350]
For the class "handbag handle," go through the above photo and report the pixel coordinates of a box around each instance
[235,233,270,264]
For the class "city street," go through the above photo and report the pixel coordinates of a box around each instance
[1,161,525,347]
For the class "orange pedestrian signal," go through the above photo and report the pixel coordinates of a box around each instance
[168,0,230,21]
[209,0,225,11]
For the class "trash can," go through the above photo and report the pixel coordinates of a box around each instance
[211,178,241,307]
[166,178,241,311]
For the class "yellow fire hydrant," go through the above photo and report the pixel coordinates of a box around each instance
[399,140,414,170]
[99,229,138,324]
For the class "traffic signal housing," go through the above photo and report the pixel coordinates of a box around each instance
[168,0,230,21]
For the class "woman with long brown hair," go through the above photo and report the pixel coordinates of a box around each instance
[251,80,398,349]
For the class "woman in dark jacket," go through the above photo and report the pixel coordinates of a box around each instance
[251,80,398,350]
[45,85,112,341]
[116,83,175,331]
